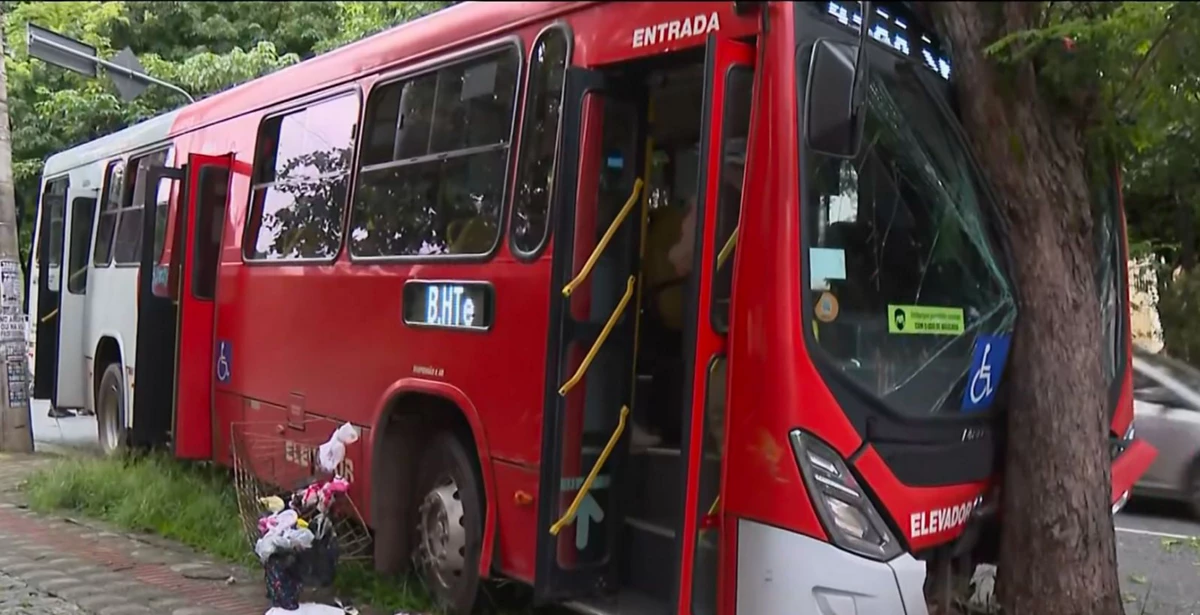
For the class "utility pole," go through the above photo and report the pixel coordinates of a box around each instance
[0,14,34,454]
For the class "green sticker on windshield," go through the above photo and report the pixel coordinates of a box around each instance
[887,305,964,335]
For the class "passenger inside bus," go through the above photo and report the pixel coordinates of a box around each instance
[630,63,705,450]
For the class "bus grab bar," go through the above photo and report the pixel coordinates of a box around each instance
[717,226,738,270]
[558,275,635,396]
[550,405,629,537]
[562,178,644,298]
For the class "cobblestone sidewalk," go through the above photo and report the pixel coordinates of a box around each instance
[0,452,271,615]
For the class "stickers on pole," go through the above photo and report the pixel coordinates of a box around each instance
[962,333,1011,413]
[0,260,21,314]
[887,304,964,336]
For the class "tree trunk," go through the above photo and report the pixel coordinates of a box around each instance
[0,14,35,454]
[924,4,1121,615]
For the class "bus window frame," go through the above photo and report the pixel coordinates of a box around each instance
[240,86,364,267]
[65,194,98,295]
[112,145,175,269]
[346,35,524,266]
[37,174,70,290]
[93,159,126,269]
[509,22,573,263]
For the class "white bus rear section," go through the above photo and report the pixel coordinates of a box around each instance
[28,111,178,433]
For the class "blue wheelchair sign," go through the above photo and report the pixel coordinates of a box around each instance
[216,340,232,383]
[962,333,1011,413]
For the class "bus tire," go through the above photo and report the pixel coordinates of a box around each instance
[95,363,127,456]
[411,431,483,615]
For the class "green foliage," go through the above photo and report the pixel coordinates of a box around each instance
[1155,267,1200,362]
[973,2,1200,278]
[4,1,449,265]
[24,452,248,562]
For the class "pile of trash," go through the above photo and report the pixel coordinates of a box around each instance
[255,423,361,613]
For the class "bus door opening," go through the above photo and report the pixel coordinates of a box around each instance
[32,177,67,403]
[535,40,749,614]
[131,161,184,449]
[173,154,233,460]
[535,64,645,605]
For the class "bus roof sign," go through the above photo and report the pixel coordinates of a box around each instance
[26,23,193,103]
[26,22,99,78]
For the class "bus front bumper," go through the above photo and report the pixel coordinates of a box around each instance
[736,519,928,615]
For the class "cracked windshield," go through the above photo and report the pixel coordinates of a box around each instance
[805,52,1016,417]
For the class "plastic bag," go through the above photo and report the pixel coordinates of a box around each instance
[317,423,360,474]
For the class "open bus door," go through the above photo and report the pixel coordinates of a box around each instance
[32,178,67,403]
[172,154,232,459]
[131,164,185,449]
[54,191,97,410]
[130,155,232,454]
[534,63,642,604]
[674,36,755,615]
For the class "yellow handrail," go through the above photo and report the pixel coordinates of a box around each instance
[40,308,58,323]
[558,276,635,396]
[562,179,644,298]
[707,496,720,517]
[550,405,630,536]
[717,226,738,270]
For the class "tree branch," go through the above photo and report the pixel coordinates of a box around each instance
[1115,18,1176,112]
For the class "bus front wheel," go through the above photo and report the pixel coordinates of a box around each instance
[95,363,127,456]
[411,432,483,615]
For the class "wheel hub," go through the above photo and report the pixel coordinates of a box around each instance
[415,478,467,593]
[100,380,120,453]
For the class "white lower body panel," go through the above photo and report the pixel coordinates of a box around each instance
[736,519,928,615]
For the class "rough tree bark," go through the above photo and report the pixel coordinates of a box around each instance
[920,3,1122,615]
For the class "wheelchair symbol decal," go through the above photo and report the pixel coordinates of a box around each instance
[962,334,1010,413]
[216,340,232,383]
[969,344,995,404]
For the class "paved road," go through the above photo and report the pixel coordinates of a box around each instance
[0,571,85,615]
[1117,498,1200,615]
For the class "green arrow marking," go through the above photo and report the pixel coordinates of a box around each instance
[574,492,604,550]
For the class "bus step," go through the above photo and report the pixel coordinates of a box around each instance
[625,446,681,529]
[564,588,669,615]
[619,516,676,604]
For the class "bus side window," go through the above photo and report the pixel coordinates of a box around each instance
[710,67,753,332]
[39,178,68,291]
[349,47,521,259]
[66,196,97,294]
[510,26,571,258]
[93,161,124,267]
[243,93,359,262]
[112,149,170,265]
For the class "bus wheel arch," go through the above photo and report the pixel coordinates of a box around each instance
[369,385,495,588]
[93,336,126,455]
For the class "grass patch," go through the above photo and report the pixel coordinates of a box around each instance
[22,452,439,613]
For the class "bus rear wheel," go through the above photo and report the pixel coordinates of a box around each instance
[95,363,127,456]
[411,432,483,615]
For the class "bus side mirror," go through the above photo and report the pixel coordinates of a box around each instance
[805,39,866,159]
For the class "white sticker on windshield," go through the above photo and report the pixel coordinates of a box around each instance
[809,248,847,290]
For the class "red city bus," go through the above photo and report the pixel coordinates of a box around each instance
[60,1,1153,614]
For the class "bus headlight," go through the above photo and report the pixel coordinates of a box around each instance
[789,429,903,562]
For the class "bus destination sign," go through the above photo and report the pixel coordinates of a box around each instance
[819,1,952,80]
[403,280,494,332]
